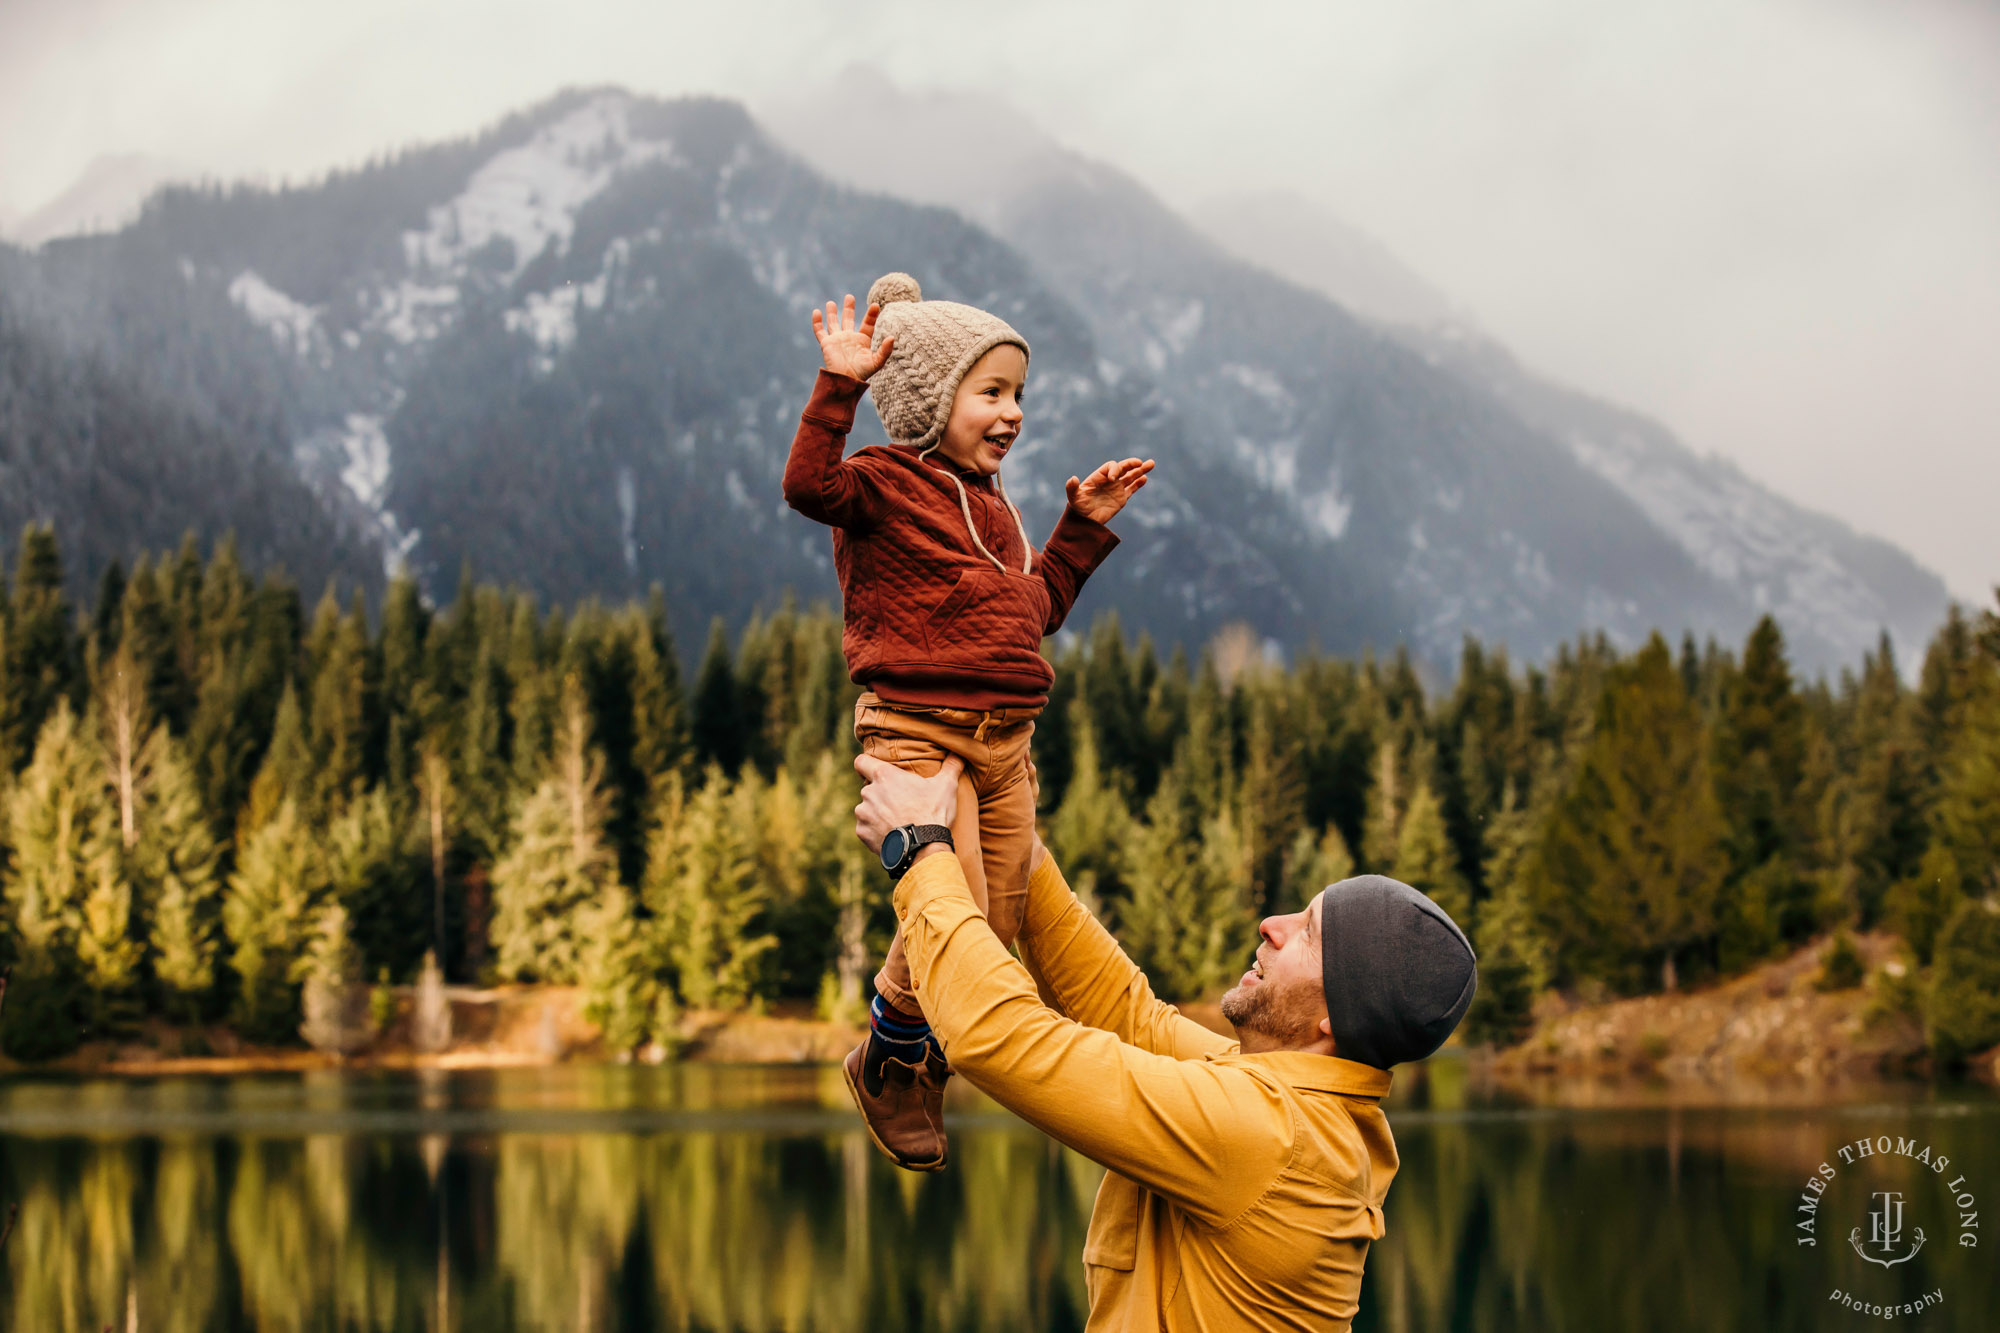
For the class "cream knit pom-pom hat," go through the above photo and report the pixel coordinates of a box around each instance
[864,272,1031,452]
[864,272,1035,574]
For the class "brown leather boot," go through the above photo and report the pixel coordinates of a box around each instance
[842,1035,950,1172]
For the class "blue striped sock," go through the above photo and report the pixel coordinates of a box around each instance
[869,994,940,1063]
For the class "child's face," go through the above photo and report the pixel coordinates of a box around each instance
[936,344,1027,476]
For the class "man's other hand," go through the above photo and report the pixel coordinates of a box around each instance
[854,753,963,855]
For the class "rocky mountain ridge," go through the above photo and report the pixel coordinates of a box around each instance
[3,86,1948,672]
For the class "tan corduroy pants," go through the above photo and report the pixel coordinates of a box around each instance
[856,690,1040,1013]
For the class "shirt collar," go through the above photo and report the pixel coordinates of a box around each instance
[1214,1050,1394,1100]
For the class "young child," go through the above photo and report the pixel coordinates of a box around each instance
[783,272,1152,1172]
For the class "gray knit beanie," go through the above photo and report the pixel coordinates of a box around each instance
[1320,875,1477,1069]
[864,272,1031,452]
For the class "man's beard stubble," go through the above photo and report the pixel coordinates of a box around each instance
[1219,973,1324,1045]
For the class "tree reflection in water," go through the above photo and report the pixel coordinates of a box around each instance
[0,1066,1994,1331]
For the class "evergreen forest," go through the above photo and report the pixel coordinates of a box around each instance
[1,524,1995,1065]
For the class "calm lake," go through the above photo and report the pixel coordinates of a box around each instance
[0,1060,1993,1331]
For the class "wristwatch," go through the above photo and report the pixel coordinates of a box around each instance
[881,824,954,880]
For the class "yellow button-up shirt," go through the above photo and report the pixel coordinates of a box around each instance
[893,849,1400,1331]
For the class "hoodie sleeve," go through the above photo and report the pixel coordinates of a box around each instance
[1036,506,1120,635]
[782,370,885,529]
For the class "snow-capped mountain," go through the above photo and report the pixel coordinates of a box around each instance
[763,73,1948,671]
[6,86,1948,672]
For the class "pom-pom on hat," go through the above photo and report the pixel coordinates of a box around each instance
[863,272,1031,453]
[1319,875,1477,1069]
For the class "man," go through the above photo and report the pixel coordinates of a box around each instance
[851,753,1478,1331]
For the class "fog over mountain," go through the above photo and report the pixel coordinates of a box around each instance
[0,88,1949,673]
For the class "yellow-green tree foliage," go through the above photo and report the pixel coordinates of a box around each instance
[491,681,624,983]
[224,799,329,1040]
[1529,636,1729,993]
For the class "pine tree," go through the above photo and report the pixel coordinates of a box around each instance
[580,879,661,1055]
[118,558,192,736]
[1925,898,2000,1064]
[456,618,513,863]
[1045,698,1135,912]
[689,617,744,776]
[1529,636,1729,993]
[1282,822,1355,910]
[1237,680,1306,916]
[378,574,431,801]
[95,643,152,853]
[241,683,310,836]
[1119,763,1256,1001]
[1887,844,1963,966]
[305,590,377,808]
[297,903,371,1056]
[505,596,557,790]
[490,678,622,983]
[135,731,222,1017]
[225,799,330,1041]
[1931,598,2000,894]
[3,525,79,772]
[1713,616,1816,940]
[92,559,127,653]
[4,701,127,1013]
[644,768,776,1009]
[1361,739,1404,873]
[326,784,427,982]
[1393,780,1471,925]
[628,589,689,794]
[1461,884,1543,1048]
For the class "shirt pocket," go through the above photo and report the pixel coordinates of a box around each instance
[1082,1171,1142,1272]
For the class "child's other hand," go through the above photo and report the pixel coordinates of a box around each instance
[813,295,894,382]
[1065,457,1156,524]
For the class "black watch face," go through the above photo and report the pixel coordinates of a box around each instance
[881,827,909,871]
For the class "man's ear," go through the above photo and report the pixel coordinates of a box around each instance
[1318,1016,1333,1040]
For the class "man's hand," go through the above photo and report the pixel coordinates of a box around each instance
[854,753,963,855]
[1065,457,1155,524]
[813,294,895,382]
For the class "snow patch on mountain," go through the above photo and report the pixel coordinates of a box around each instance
[617,467,638,574]
[228,270,317,354]
[1308,481,1353,541]
[376,95,675,351]
[338,413,391,509]
[1565,425,1892,655]
[407,95,675,279]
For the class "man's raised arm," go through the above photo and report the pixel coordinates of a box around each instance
[1015,839,1233,1062]
[851,754,1281,1220]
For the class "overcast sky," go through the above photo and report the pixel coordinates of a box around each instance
[3,0,1995,599]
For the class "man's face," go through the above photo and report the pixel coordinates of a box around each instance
[1219,890,1332,1050]
[937,344,1026,476]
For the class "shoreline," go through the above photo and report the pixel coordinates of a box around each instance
[10,937,1996,1088]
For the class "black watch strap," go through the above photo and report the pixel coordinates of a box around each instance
[889,824,955,880]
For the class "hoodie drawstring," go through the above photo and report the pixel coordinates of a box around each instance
[918,443,1034,575]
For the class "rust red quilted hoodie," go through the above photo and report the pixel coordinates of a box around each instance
[782,369,1120,711]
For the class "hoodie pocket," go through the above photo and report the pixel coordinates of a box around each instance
[922,568,1050,660]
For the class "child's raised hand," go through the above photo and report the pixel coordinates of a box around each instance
[1065,457,1156,524]
[813,295,895,382]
